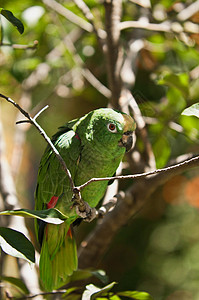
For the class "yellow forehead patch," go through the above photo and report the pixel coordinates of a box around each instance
[122,114,136,132]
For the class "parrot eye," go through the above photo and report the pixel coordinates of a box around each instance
[107,123,117,133]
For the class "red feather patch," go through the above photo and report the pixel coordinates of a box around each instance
[74,132,80,140]
[67,227,72,239]
[47,196,59,209]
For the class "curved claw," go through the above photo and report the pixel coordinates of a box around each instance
[75,201,96,222]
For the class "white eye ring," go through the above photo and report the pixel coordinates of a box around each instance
[107,123,117,133]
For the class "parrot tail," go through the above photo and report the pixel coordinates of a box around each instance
[39,221,77,291]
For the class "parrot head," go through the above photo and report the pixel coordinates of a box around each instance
[76,108,136,155]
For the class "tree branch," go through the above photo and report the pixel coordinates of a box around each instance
[73,0,106,42]
[119,20,199,34]
[62,34,111,98]
[104,0,123,107]
[177,0,199,21]
[0,40,38,50]
[42,0,93,33]
[0,93,74,191]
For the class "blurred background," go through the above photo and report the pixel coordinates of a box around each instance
[0,0,199,299]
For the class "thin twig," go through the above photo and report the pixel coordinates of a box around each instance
[177,0,199,21]
[42,0,93,33]
[73,0,106,42]
[33,105,49,120]
[13,289,69,299]
[0,41,38,50]
[0,93,75,191]
[77,154,199,191]
[120,20,199,34]
[62,34,111,98]
[120,20,171,32]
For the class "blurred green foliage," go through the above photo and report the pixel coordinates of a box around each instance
[0,0,199,299]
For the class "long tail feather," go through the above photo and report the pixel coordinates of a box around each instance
[39,222,77,291]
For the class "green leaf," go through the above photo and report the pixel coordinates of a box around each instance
[64,269,108,286]
[0,208,66,224]
[117,291,154,300]
[82,282,117,300]
[82,284,100,300]
[153,136,171,169]
[182,103,199,118]
[0,227,35,263]
[109,296,121,300]
[65,269,96,284]
[0,9,24,34]
[158,73,189,98]
[61,287,81,299]
[91,270,109,284]
[0,276,29,295]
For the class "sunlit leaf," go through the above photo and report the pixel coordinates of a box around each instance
[0,227,35,263]
[0,276,29,294]
[158,73,189,98]
[0,208,66,224]
[82,282,117,300]
[65,268,108,285]
[61,287,81,299]
[0,9,24,34]
[117,290,154,299]
[182,103,199,118]
[82,284,100,300]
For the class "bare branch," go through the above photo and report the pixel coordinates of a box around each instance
[120,20,199,34]
[13,289,69,299]
[42,0,93,33]
[62,34,111,98]
[73,0,106,41]
[177,0,199,21]
[82,68,111,98]
[120,20,171,32]
[0,93,75,191]
[33,105,49,121]
[0,40,38,50]
[97,193,119,217]
[104,0,123,108]
[77,154,199,191]
[129,0,151,8]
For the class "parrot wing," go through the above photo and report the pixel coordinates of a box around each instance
[35,125,81,212]
[35,125,82,291]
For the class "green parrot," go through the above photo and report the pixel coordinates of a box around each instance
[35,108,136,291]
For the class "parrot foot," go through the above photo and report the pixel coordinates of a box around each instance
[72,188,96,221]
[75,201,97,222]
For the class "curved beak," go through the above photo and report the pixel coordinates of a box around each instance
[119,131,134,152]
